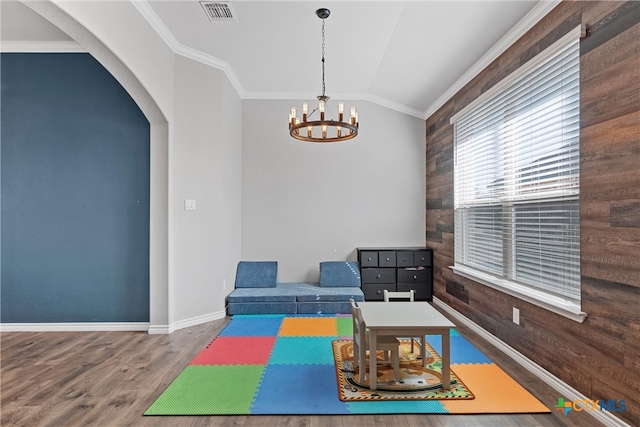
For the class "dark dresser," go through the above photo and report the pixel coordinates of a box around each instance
[357,247,433,301]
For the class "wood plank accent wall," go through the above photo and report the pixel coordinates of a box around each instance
[425,2,639,425]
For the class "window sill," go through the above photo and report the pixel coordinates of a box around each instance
[450,265,587,323]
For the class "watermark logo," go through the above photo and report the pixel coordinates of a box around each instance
[554,397,626,416]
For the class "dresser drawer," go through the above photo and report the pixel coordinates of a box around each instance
[361,268,395,284]
[397,282,432,301]
[413,251,432,267]
[362,283,395,301]
[360,251,378,267]
[396,251,414,267]
[378,251,396,267]
[397,268,430,283]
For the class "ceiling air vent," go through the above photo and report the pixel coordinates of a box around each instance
[200,1,238,23]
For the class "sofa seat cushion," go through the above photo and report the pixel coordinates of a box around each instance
[227,285,297,303]
[227,302,297,315]
[297,301,356,314]
[292,283,365,302]
[319,261,361,287]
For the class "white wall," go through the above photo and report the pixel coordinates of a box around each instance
[242,99,426,282]
[171,56,242,323]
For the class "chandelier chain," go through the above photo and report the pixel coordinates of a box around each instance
[321,17,326,97]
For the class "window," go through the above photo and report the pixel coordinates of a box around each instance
[450,26,586,322]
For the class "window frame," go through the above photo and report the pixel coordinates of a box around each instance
[449,25,587,323]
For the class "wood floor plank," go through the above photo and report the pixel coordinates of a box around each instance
[1,314,606,427]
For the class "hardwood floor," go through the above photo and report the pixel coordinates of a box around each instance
[1,311,604,427]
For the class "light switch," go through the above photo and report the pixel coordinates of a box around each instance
[184,199,197,211]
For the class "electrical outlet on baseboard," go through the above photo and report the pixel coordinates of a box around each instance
[512,307,520,325]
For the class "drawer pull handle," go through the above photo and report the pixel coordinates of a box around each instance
[376,274,381,279]
[377,290,382,294]
[413,275,418,280]
[367,257,372,261]
[386,257,390,261]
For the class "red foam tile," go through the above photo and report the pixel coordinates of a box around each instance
[189,336,276,365]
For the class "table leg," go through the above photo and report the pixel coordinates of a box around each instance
[369,331,377,390]
[358,334,366,383]
[421,333,426,367]
[442,329,451,390]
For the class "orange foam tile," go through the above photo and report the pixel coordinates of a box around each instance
[443,363,550,413]
[278,317,338,337]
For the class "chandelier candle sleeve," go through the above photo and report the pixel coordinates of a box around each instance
[288,8,359,143]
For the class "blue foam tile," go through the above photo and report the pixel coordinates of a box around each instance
[270,337,336,365]
[449,334,492,364]
[219,316,284,337]
[346,399,448,414]
[251,364,350,414]
[425,333,492,364]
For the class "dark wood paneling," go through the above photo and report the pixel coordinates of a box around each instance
[581,23,639,76]
[581,226,640,286]
[425,2,640,426]
[581,1,640,55]
[581,50,640,128]
[611,200,640,227]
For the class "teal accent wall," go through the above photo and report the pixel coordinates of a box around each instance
[1,53,150,322]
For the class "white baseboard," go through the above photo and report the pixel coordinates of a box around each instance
[433,297,633,427]
[0,322,149,332]
[147,324,171,334]
[0,310,226,334]
[168,310,227,334]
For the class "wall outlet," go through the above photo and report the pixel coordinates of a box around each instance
[184,199,197,211]
[512,307,520,325]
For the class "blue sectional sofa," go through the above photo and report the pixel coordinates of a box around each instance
[227,261,365,315]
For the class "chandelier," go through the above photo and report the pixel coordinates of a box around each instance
[288,8,359,143]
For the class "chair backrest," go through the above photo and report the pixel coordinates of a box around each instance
[350,299,365,344]
[383,289,415,302]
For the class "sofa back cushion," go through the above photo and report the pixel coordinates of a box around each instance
[319,261,361,287]
[235,261,278,288]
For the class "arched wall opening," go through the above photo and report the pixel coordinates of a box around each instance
[19,0,170,330]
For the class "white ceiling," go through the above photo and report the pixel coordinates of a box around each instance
[2,0,557,118]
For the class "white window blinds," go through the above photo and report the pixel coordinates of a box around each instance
[451,26,583,311]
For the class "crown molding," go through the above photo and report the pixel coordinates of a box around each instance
[173,43,246,98]
[130,0,180,51]
[365,93,425,119]
[133,0,558,121]
[131,0,420,117]
[131,0,245,98]
[422,0,561,120]
[1,40,84,52]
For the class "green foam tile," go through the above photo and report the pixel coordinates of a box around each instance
[145,365,264,415]
[336,316,353,336]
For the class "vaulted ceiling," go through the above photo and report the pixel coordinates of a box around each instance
[2,1,557,118]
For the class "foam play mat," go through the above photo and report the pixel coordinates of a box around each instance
[144,314,550,415]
